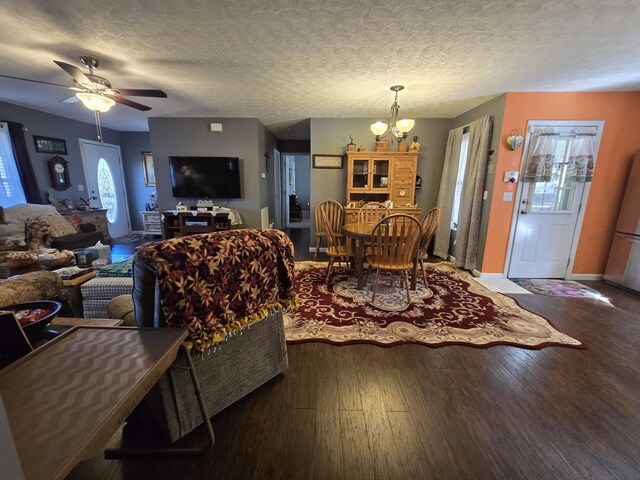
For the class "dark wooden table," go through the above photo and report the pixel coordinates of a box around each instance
[343,222,375,289]
[343,222,420,290]
[0,326,213,480]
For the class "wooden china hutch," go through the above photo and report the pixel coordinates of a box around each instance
[344,151,422,222]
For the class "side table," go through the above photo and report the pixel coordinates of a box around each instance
[60,270,96,317]
[0,326,214,480]
[140,211,162,236]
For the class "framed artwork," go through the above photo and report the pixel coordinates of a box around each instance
[312,154,343,169]
[33,135,67,155]
[142,152,156,186]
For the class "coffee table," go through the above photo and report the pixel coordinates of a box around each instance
[0,326,214,480]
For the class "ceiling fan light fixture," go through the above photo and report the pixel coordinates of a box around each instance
[75,92,115,112]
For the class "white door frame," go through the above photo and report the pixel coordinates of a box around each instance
[284,155,293,227]
[279,153,287,227]
[273,148,282,228]
[79,138,132,235]
[504,120,605,279]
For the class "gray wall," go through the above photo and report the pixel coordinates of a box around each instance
[293,155,310,211]
[279,140,310,153]
[120,132,152,231]
[309,117,451,241]
[450,94,506,267]
[148,117,263,227]
[0,100,120,207]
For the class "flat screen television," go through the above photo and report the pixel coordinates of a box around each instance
[169,156,241,199]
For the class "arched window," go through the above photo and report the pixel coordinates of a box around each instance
[97,158,118,223]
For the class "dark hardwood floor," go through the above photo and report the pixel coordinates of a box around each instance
[66,230,640,479]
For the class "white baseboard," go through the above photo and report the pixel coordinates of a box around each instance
[566,274,604,281]
[309,247,326,253]
[472,269,505,279]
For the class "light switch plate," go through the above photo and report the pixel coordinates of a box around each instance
[78,184,84,191]
[483,190,488,200]
[503,192,513,201]
[209,123,223,132]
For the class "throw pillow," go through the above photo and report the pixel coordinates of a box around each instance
[41,215,77,238]
[25,220,51,250]
[0,221,27,251]
[96,257,133,277]
[65,214,82,233]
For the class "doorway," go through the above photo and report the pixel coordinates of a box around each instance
[507,121,604,278]
[278,154,310,228]
[79,139,131,239]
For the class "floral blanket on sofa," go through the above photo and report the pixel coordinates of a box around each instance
[137,229,297,352]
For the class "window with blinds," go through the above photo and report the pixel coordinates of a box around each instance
[0,122,27,207]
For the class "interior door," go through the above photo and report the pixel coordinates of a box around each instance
[79,139,131,239]
[508,134,587,278]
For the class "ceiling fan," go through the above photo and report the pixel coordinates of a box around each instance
[0,56,167,112]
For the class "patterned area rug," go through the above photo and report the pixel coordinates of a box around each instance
[284,261,584,349]
[510,278,603,298]
[113,234,148,244]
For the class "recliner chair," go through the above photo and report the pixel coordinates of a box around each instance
[122,229,294,443]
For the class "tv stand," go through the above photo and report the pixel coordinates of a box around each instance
[162,211,231,239]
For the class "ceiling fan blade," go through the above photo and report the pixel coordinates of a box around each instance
[114,96,152,111]
[0,74,68,88]
[114,88,167,98]
[53,60,92,87]
[61,95,80,103]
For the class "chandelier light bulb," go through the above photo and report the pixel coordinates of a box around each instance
[370,121,388,136]
[396,119,415,133]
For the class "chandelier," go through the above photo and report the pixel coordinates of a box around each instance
[370,85,415,143]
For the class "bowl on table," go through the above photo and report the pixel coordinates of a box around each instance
[1,300,62,344]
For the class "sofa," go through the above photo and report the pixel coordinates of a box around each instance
[2,204,104,251]
[114,229,296,443]
[0,271,62,308]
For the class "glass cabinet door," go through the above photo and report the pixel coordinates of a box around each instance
[371,158,390,190]
[351,159,369,189]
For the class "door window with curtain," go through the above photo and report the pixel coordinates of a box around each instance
[523,127,597,214]
[0,122,27,207]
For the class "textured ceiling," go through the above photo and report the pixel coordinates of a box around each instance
[1,0,639,139]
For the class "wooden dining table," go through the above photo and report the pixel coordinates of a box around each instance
[342,222,420,290]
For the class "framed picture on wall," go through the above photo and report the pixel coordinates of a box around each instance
[312,154,343,169]
[33,135,67,155]
[142,152,156,186]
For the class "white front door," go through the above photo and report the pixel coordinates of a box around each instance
[508,124,602,278]
[79,140,131,239]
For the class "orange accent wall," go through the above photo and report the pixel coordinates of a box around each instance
[481,92,640,274]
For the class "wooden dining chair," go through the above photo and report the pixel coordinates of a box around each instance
[366,214,422,304]
[320,207,355,285]
[357,202,390,224]
[417,207,442,288]
[314,200,344,261]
